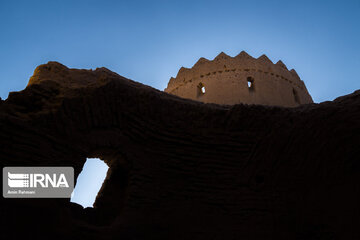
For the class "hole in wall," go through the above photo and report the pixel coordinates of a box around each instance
[293,88,300,104]
[247,77,255,91]
[71,158,109,208]
[197,82,206,97]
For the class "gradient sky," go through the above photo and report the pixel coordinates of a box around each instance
[1,0,359,207]
[0,0,359,103]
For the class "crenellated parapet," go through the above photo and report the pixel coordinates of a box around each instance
[165,51,313,107]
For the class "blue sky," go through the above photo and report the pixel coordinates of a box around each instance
[71,158,108,208]
[0,0,359,103]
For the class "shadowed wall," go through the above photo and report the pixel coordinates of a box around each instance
[0,62,359,240]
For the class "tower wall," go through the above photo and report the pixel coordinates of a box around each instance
[164,51,313,107]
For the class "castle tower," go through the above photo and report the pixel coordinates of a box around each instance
[164,51,313,107]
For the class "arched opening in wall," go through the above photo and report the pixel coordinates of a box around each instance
[293,88,300,104]
[197,82,206,97]
[71,158,109,208]
[247,77,255,91]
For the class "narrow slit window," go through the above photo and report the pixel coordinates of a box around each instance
[247,77,255,91]
[197,82,206,96]
[201,86,206,94]
[293,88,300,104]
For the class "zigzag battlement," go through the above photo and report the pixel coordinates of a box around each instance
[166,51,303,90]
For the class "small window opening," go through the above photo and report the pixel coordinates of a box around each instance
[197,82,206,96]
[247,77,255,91]
[71,158,109,208]
[293,88,300,104]
[201,86,206,94]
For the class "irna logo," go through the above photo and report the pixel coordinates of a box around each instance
[3,167,74,198]
[8,172,69,188]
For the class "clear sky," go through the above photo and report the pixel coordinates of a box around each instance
[71,158,108,208]
[0,0,359,103]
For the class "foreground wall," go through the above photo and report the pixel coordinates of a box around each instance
[0,62,359,240]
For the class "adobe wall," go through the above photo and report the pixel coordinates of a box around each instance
[164,51,313,107]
